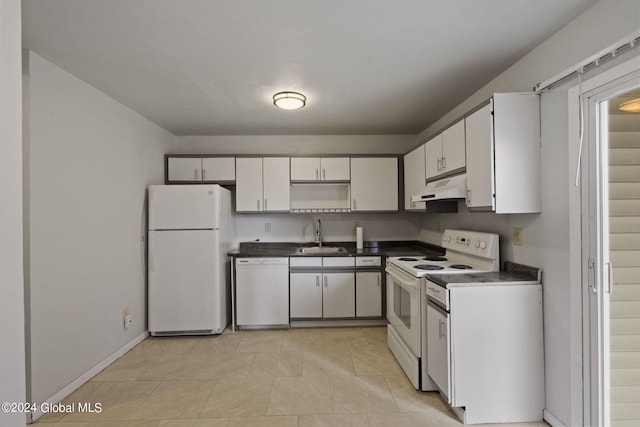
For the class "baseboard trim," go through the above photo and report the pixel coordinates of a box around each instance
[28,331,148,423]
[543,409,566,427]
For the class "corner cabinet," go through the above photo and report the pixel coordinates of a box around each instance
[465,94,540,213]
[350,157,399,212]
[236,157,290,212]
[404,145,426,211]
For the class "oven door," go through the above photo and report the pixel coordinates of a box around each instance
[386,263,422,356]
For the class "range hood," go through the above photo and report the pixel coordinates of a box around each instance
[411,174,467,203]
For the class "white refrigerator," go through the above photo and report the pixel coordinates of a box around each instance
[148,184,233,335]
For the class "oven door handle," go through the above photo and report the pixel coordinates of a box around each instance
[387,270,420,291]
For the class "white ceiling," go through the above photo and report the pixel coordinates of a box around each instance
[22,0,597,136]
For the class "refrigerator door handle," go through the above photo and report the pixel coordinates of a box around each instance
[148,189,156,230]
[149,235,156,272]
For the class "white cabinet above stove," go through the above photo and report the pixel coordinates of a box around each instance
[465,93,540,213]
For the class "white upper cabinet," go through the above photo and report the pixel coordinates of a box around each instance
[290,157,350,181]
[465,94,540,213]
[202,157,235,182]
[404,144,426,210]
[167,156,235,182]
[442,120,466,172]
[350,157,398,212]
[236,157,290,212]
[167,157,203,182]
[424,120,466,180]
[424,134,442,180]
[263,157,290,211]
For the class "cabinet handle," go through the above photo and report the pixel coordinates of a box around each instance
[324,276,328,288]
[439,319,444,339]
[466,189,471,204]
[322,168,326,180]
[316,276,320,288]
[202,169,207,181]
[195,168,200,180]
[442,156,447,170]
[264,198,268,210]
[352,199,357,210]
[437,158,441,172]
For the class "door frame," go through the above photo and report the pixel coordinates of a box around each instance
[569,56,640,427]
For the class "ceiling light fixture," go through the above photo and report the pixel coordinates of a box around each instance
[618,97,640,113]
[273,91,306,110]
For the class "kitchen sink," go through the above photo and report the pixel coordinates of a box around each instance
[295,246,348,254]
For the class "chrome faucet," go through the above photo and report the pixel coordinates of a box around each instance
[314,219,322,247]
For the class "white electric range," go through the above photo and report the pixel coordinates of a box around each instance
[385,229,500,391]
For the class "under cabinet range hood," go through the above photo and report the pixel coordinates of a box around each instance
[411,174,468,203]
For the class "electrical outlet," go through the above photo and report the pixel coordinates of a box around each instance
[353,221,360,231]
[513,227,523,246]
[124,315,133,329]
[265,222,271,233]
[122,307,132,329]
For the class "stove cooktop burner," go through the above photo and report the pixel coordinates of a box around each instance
[424,256,447,262]
[397,257,419,262]
[450,264,473,269]
[415,264,445,271]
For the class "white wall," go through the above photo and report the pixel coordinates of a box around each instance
[0,0,27,426]
[415,1,640,425]
[174,134,416,155]
[25,52,174,407]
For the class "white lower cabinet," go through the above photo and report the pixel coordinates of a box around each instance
[290,271,355,319]
[356,271,382,317]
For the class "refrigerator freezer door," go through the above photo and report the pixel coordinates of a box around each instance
[149,184,221,230]
[148,229,226,334]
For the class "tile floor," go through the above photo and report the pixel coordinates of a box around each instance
[35,326,549,427]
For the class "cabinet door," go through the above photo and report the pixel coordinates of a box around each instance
[442,120,466,173]
[424,134,443,180]
[290,273,323,318]
[356,272,382,317]
[321,157,350,181]
[235,157,263,212]
[465,103,495,209]
[350,157,398,211]
[403,145,426,210]
[323,272,355,318]
[263,157,290,211]
[426,303,451,402]
[290,157,321,181]
[202,157,235,182]
[167,157,202,182]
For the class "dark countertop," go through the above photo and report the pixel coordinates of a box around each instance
[228,240,445,258]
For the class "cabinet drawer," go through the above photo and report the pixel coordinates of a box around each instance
[323,257,355,267]
[290,257,323,268]
[356,256,381,267]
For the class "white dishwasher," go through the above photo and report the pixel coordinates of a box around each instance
[235,257,289,328]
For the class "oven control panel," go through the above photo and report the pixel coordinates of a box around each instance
[441,229,499,259]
